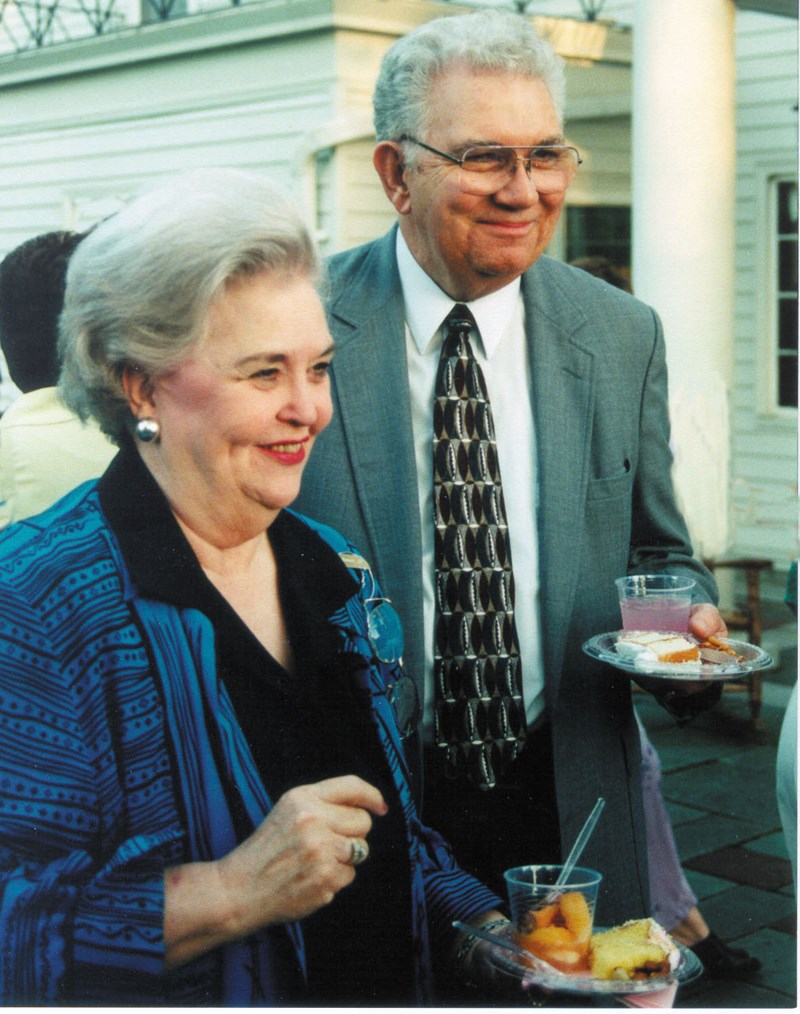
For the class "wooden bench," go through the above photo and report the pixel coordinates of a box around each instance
[703,556,774,739]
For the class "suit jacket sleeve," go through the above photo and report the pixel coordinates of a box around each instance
[628,306,717,595]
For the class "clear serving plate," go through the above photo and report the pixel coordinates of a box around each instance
[582,631,773,681]
[487,924,703,995]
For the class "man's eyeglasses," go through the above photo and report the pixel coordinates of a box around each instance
[401,137,582,196]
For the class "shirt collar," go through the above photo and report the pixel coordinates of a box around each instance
[395,229,521,358]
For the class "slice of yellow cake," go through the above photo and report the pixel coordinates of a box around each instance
[616,632,699,664]
[589,918,680,981]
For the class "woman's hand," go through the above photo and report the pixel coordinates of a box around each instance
[453,913,521,996]
[164,775,387,968]
[216,774,387,927]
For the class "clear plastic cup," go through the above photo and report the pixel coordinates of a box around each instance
[615,574,696,632]
[503,864,602,973]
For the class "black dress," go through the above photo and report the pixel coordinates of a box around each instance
[99,446,416,1005]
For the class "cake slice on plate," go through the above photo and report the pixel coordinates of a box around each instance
[616,631,699,664]
[589,918,680,981]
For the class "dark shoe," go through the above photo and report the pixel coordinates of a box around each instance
[690,931,762,979]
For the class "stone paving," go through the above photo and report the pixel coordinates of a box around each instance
[637,609,797,1010]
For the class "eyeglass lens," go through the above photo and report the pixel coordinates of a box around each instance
[388,674,421,739]
[459,146,579,196]
[367,600,405,663]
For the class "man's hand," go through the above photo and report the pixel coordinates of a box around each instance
[689,602,728,641]
[635,602,727,704]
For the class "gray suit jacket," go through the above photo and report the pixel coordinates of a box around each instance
[295,227,718,923]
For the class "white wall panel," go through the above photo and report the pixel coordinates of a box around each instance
[730,10,798,565]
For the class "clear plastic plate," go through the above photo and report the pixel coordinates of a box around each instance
[486,923,703,995]
[582,631,772,681]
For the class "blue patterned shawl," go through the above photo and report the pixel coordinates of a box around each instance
[0,482,501,1004]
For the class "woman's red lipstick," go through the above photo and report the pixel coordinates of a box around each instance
[259,438,308,465]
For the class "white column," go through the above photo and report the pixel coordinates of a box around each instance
[632,0,736,559]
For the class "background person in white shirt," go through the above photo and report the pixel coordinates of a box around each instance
[0,230,115,528]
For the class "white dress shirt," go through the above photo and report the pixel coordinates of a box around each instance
[396,231,545,743]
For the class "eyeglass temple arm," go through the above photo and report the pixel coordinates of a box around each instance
[398,136,462,166]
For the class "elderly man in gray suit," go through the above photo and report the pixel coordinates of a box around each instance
[295,8,726,933]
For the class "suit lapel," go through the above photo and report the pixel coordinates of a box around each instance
[523,261,595,687]
[326,244,597,694]
[327,232,426,679]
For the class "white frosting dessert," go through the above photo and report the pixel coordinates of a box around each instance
[616,631,701,671]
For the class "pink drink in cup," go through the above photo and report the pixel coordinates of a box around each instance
[615,575,696,632]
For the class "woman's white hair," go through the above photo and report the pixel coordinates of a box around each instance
[59,167,319,444]
[373,8,566,151]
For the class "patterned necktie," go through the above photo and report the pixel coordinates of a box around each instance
[432,304,527,789]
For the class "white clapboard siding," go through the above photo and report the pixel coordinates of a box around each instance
[310,19,400,254]
[327,137,396,253]
[564,116,631,207]
[0,12,339,251]
[730,10,798,565]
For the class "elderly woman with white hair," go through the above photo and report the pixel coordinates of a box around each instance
[0,169,507,1006]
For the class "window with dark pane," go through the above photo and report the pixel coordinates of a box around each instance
[566,205,632,289]
[775,179,798,409]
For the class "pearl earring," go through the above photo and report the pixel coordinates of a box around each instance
[135,417,160,443]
